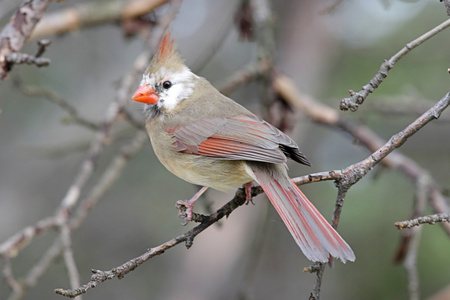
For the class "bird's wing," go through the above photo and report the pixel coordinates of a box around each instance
[168,115,309,165]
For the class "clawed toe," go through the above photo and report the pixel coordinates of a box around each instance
[174,186,208,225]
[176,200,193,224]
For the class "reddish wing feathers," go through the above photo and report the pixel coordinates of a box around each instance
[195,138,286,163]
[168,115,300,164]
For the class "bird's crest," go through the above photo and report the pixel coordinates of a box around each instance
[147,31,184,73]
[157,32,175,60]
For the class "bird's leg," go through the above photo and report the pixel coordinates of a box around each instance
[244,182,254,204]
[176,186,209,225]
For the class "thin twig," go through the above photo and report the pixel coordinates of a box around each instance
[2,256,22,296]
[404,226,421,300]
[118,108,145,130]
[22,85,100,131]
[395,213,450,229]
[364,99,450,123]
[309,182,350,300]
[3,39,52,72]
[0,0,52,79]
[340,18,450,111]
[217,60,271,96]
[351,92,450,173]
[0,217,57,257]
[5,52,50,67]
[309,263,326,300]
[19,239,64,298]
[392,173,429,300]
[60,225,82,300]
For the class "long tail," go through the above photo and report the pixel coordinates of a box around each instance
[249,164,355,263]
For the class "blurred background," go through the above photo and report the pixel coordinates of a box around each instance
[1,0,450,299]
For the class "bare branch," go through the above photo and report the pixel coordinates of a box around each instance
[217,60,271,96]
[21,85,100,131]
[20,239,64,297]
[308,263,326,300]
[5,38,52,69]
[2,256,22,296]
[29,0,169,40]
[339,18,450,111]
[337,92,450,184]
[404,226,421,300]
[60,225,81,300]
[5,52,50,67]
[365,97,450,123]
[395,213,450,229]
[402,174,428,300]
[0,217,56,257]
[0,0,52,80]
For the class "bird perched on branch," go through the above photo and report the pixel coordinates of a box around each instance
[132,32,355,263]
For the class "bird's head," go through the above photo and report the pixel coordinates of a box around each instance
[132,32,197,117]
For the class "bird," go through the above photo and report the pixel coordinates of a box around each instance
[132,32,355,263]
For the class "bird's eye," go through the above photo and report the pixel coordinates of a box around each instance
[162,81,172,89]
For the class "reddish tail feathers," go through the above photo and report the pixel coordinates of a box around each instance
[254,171,355,263]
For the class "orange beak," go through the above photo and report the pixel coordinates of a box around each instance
[132,85,159,104]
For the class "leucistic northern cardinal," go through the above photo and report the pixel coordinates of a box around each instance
[132,32,355,263]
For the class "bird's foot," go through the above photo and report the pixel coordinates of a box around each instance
[175,200,194,225]
[175,186,208,225]
[244,182,254,205]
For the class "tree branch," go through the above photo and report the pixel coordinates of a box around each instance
[21,85,100,131]
[0,0,52,80]
[29,0,169,40]
[395,213,450,229]
[339,18,450,111]
[0,216,57,257]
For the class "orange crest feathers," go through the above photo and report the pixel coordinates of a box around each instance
[157,32,175,60]
[146,31,184,74]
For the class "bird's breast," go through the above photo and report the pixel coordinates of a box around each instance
[147,123,253,191]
